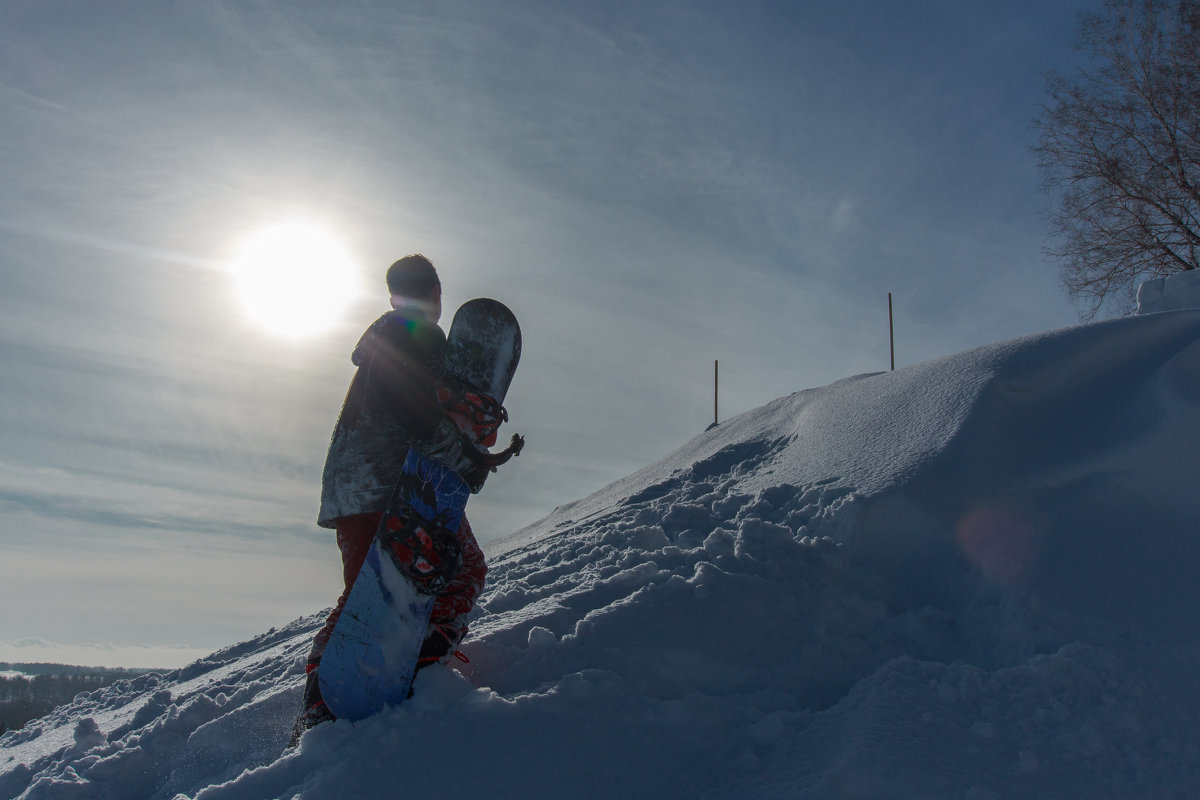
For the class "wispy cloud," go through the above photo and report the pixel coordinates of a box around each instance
[0,0,1095,660]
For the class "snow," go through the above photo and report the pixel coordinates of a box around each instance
[1136,268,1200,315]
[4,302,1200,799]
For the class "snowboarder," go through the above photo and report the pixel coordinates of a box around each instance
[293,254,487,739]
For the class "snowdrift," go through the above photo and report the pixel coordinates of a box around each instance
[4,308,1200,799]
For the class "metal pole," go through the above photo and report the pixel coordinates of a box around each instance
[714,360,719,425]
[888,293,895,371]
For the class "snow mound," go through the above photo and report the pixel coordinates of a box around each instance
[1136,269,1200,314]
[4,310,1200,799]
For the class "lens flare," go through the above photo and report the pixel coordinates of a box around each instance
[955,504,1040,582]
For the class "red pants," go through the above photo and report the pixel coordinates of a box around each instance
[306,513,381,668]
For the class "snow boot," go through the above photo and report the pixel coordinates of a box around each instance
[287,669,336,749]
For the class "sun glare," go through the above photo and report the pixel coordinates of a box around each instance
[230,222,360,338]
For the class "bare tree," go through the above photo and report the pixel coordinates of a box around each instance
[1034,0,1200,317]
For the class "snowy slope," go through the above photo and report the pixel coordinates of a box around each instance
[4,307,1200,799]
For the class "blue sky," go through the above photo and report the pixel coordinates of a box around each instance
[1,0,1096,667]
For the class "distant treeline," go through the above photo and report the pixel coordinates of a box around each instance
[0,665,147,735]
[1,662,149,677]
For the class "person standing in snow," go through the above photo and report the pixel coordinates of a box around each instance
[292,254,487,740]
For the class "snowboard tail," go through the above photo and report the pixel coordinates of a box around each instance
[444,298,521,403]
[427,299,525,491]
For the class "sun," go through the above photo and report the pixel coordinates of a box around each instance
[230,222,361,338]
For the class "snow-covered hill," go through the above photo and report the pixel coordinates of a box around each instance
[4,305,1200,799]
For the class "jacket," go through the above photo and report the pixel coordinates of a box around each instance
[318,310,446,528]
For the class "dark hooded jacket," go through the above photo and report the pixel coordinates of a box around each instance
[318,309,446,527]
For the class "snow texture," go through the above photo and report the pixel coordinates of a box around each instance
[4,306,1200,799]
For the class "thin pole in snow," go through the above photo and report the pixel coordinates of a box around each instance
[714,360,719,426]
[888,293,895,371]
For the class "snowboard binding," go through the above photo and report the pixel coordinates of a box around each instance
[429,378,525,492]
[378,510,464,594]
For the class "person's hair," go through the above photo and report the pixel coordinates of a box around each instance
[386,254,440,299]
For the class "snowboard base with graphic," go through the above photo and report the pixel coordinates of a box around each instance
[319,449,470,721]
[316,539,435,721]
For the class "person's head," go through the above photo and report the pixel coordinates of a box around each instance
[386,254,442,322]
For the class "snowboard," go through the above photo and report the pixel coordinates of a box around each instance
[318,298,521,722]
[445,298,522,403]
